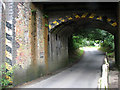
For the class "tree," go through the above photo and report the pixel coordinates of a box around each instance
[71,28,114,52]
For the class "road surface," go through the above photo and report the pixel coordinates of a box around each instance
[19,49,105,88]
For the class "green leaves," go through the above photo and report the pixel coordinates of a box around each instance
[100,32,114,52]
[71,28,114,52]
[43,15,48,18]
[2,79,9,86]
[45,24,49,27]
[31,10,36,13]
[0,64,19,88]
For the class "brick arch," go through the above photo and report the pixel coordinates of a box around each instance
[49,12,117,31]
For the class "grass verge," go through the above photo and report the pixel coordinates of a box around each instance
[69,49,84,64]
[98,47,115,58]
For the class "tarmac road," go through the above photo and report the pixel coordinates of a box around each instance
[19,49,105,88]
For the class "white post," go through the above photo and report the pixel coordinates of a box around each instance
[98,57,109,89]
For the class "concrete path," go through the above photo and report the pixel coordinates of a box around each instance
[19,49,105,88]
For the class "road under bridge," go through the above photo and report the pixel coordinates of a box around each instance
[0,1,120,87]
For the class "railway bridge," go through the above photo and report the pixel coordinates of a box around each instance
[0,2,120,87]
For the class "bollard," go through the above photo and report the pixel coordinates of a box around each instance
[98,57,109,89]
[101,64,108,88]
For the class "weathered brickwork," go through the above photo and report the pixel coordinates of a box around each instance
[0,2,47,86]
[12,2,46,85]
[36,9,45,65]
[15,2,31,69]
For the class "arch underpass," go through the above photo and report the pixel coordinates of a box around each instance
[22,2,119,75]
[37,2,120,73]
[1,2,120,87]
[47,12,118,72]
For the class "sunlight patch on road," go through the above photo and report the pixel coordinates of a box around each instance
[79,47,99,51]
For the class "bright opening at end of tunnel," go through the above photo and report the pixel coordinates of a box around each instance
[79,47,100,51]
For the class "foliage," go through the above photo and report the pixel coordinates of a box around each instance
[69,49,84,63]
[0,64,18,88]
[76,49,84,57]
[71,28,114,53]
[45,24,49,27]
[43,14,49,18]
[100,33,114,52]
[31,10,36,13]
[68,28,115,64]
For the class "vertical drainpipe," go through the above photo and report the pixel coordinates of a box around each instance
[31,4,37,65]
[44,15,48,73]
[42,6,48,73]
